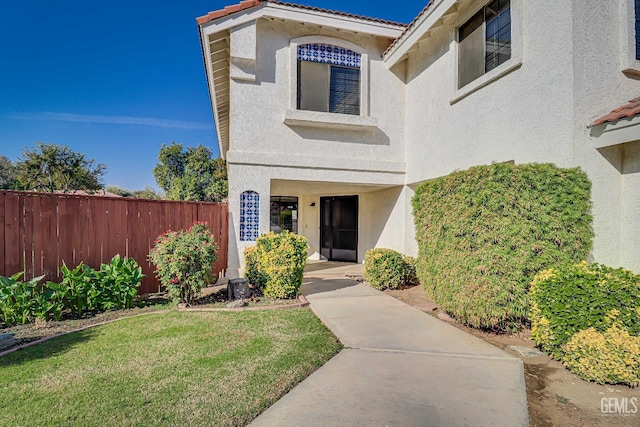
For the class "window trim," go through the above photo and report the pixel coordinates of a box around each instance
[451,0,523,104]
[289,36,370,117]
[622,0,640,75]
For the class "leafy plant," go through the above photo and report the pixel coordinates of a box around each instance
[253,231,308,299]
[412,162,593,331]
[61,262,96,316]
[530,261,640,359]
[96,255,144,310]
[244,246,266,289]
[149,222,218,304]
[0,273,63,325]
[364,248,413,290]
[562,319,640,386]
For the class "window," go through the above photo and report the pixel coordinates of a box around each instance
[636,0,640,60]
[240,191,259,242]
[458,0,511,88]
[270,197,298,233]
[297,43,361,115]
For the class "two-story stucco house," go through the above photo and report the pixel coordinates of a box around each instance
[198,0,640,277]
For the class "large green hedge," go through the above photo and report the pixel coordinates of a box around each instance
[412,163,593,331]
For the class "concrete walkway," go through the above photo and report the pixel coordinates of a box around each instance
[251,263,529,427]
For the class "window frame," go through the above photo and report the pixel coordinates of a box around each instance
[451,0,523,103]
[289,36,370,117]
[622,0,640,75]
[270,196,299,234]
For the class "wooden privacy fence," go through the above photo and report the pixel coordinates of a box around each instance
[0,191,228,295]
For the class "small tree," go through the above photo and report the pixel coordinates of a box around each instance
[107,185,161,199]
[15,143,106,193]
[0,155,17,189]
[149,222,218,305]
[153,143,227,202]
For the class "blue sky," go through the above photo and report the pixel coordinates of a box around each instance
[0,1,426,190]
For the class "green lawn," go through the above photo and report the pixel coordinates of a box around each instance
[0,309,341,426]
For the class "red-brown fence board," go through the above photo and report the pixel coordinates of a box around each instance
[0,191,228,295]
[0,193,5,278]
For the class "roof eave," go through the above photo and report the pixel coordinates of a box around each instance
[384,0,461,68]
[197,2,406,159]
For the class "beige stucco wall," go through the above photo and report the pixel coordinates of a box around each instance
[220,1,640,275]
[572,0,640,272]
[399,0,640,272]
[227,19,406,169]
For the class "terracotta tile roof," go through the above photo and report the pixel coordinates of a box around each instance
[196,0,406,27]
[383,0,434,56]
[593,97,640,126]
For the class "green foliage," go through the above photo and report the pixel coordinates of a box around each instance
[0,273,51,325]
[15,143,106,193]
[253,231,308,299]
[106,185,162,199]
[563,321,640,386]
[403,256,419,287]
[0,155,17,189]
[149,222,218,304]
[61,255,143,315]
[364,248,416,290]
[153,143,228,202]
[530,261,640,359]
[0,256,143,326]
[244,246,266,289]
[412,163,593,331]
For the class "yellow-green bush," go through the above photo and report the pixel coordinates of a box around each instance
[530,261,640,359]
[254,231,308,299]
[364,249,419,290]
[563,320,640,386]
[412,163,593,331]
[243,246,266,289]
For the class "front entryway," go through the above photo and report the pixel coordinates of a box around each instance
[320,196,358,262]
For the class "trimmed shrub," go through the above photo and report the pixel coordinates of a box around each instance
[403,256,419,287]
[149,222,218,304]
[243,246,263,289]
[530,261,640,359]
[562,321,640,386]
[364,249,417,290]
[255,231,308,299]
[412,163,593,331]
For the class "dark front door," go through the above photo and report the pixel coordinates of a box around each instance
[320,196,358,262]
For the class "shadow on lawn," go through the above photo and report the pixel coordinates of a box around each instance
[0,327,101,367]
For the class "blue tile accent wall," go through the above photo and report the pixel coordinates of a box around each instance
[240,191,259,241]
[298,43,361,68]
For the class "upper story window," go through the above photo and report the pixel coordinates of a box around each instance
[458,0,511,88]
[297,43,361,115]
[633,0,640,60]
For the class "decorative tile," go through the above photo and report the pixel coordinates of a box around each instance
[240,191,259,241]
[298,43,361,68]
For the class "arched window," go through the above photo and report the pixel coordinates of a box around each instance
[297,43,361,115]
[240,191,259,241]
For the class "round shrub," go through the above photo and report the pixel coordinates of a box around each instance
[412,163,593,331]
[364,249,406,290]
[562,321,640,386]
[243,246,265,289]
[403,256,419,287]
[149,222,218,304]
[530,261,640,359]
[255,231,308,299]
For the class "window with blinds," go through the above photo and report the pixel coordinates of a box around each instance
[634,0,640,60]
[297,43,361,115]
[458,0,511,88]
